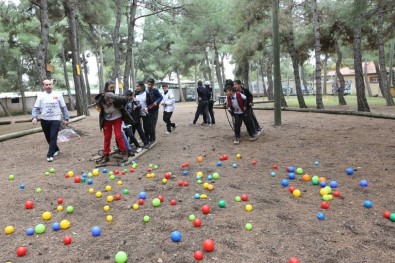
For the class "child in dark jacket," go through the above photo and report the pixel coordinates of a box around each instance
[126,90,149,149]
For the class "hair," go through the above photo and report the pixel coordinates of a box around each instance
[234,80,242,85]
[225,79,234,87]
[125,90,134,97]
[224,85,236,92]
[197,80,203,86]
[162,83,168,87]
[136,81,146,91]
[146,78,155,84]
[104,80,115,93]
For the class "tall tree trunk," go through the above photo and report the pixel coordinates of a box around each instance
[123,0,138,92]
[212,38,224,94]
[61,45,74,110]
[98,43,105,92]
[374,61,386,98]
[300,64,309,95]
[259,58,267,97]
[334,27,347,105]
[17,57,28,114]
[363,60,373,97]
[323,54,328,95]
[266,52,274,101]
[311,0,324,109]
[82,52,92,104]
[112,0,123,83]
[220,54,226,89]
[377,2,394,105]
[65,0,88,116]
[176,68,185,102]
[389,40,394,88]
[36,0,50,82]
[0,100,11,116]
[353,10,370,112]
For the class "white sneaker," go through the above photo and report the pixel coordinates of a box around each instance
[47,157,53,162]
[54,151,60,156]
[136,147,143,153]
[166,131,171,134]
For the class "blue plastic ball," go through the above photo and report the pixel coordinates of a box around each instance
[232,163,238,168]
[139,192,147,199]
[207,175,213,180]
[52,222,61,231]
[271,171,276,177]
[360,180,368,188]
[288,173,295,180]
[26,227,35,235]
[196,176,201,180]
[82,173,87,178]
[217,161,222,167]
[20,183,25,190]
[281,179,289,187]
[317,212,326,220]
[346,168,354,175]
[87,178,93,185]
[288,166,295,173]
[183,170,189,176]
[329,181,338,188]
[91,226,102,236]
[363,200,373,208]
[103,168,108,173]
[314,161,320,166]
[319,181,327,187]
[170,231,182,242]
[194,193,200,199]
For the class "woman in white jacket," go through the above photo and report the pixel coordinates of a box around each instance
[160,83,176,134]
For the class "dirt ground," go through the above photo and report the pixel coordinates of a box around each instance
[0,102,394,263]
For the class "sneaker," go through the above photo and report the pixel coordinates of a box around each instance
[249,135,257,141]
[144,144,150,149]
[256,127,262,132]
[136,147,143,153]
[150,140,156,145]
[47,157,53,162]
[233,138,240,145]
[189,122,196,126]
[166,131,171,134]
[172,124,177,131]
[54,151,60,156]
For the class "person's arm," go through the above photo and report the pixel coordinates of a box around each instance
[58,95,70,125]
[154,89,163,105]
[31,96,41,124]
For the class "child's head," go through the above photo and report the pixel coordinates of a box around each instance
[125,90,134,99]
[224,85,236,97]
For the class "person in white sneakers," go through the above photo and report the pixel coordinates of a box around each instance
[32,79,70,162]
[160,83,176,134]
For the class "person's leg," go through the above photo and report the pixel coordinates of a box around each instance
[193,102,204,124]
[125,126,141,148]
[121,129,132,154]
[168,111,176,128]
[113,118,126,153]
[242,113,256,137]
[40,120,51,145]
[102,120,113,155]
[142,115,150,141]
[47,120,61,157]
[209,100,215,124]
[134,123,149,147]
[149,110,159,141]
[202,101,211,124]
[234,114,242,139]
[163,111,172,132]
[251,109,261,131]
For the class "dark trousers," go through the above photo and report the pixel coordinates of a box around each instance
[233,113,255,139]
[132,122,149,146]
[40,119,61,157]
[163,111,175,132]
[148,110,159,142]
[123,126,141,148]
[246,107,261,131]
[193,100,210,124]
[203,100,215,124]
[141,115,150,142]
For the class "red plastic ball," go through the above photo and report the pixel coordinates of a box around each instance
[201,205,211,214]
[321,201,330,209]
[129,168,135,173]
[273,164,278,169]
[193,218,202,227]
[16,246,27,257]
[288,186,296,193]
[223,154,228,160]
[64,236,72,245]
[25,200,34,209]
[115,194,121,201]
[164,172,171,179]
[251,160,257,165]
[170,199,177,206]
[138,199,145,205]
[57,198,63,204]
[178,180,183,186]
[183,181,189,187]
[157,195,164,202]
[333,191,340,197]
[203,239,215,252]
[194,250,204,260]
[241,194,249,202]
[289,257,300,263]
[74,176,81,183]
[384,211,391,219]
[114,170,119,174]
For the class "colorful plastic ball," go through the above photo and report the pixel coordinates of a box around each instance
[281,179,289,187]
[363,200,373,208]
[194,193,200,199]
[271,171,276,177]
[213,172,220,179]
[57,205,63,211]
[319,188,329,196]
[292,189,301,197]
[107,195,114,202]
[106,215,113,222]
[207,175,213,180]
[251,160,257,166]
[16,246,27,257]
[194,250,204,260]
[317,212,326,220]
[132,204,139,210]
[152,198,161,207]
[216,161,222,167]
[25,200,34,209]
[289,257,300,263]
[272,164,278,169]
[182,170,189,176]
[287,166,295,173]
[390,213,395,222]
[197,156,203,163]
[200,194,208,199]
[235,196,241,202]
[245,204,253,212]
[162,178,168,184]
[52,222,61,231]
[8,174,15,180]
[103,205,110,212]
[91,226,102,236]
[241,194,249,201]
[296,167,303,174]
[333,191,340,197]
[95,191,102,198]
[201,205,211,214]
[383,211,391,219]
[123,189,129,194]
[245,223,253,230]
[322,195,330,201]
[324,186,332,194]
[193,218,202,227]
[232,163,238,168]
[109,174,116,180]
[35,187,42,193]
[26,227,35,235]
[203,239,215,252]
[138,199,145,205]
[102,168,108,173]
[319,181,327,187]
[218,200,226,208]
[20,183,25,189]
[66,206,74,213]
[302,174,310,181]
[35,224,46,234]
[139,192,147,199]
[188,214,196,221]
[170,199,177,205]
[321,202,330,209]
[143,215,150,222]
[346,168,354,175]
[314,161,320,166]
[311,177,319,185]
[87,178,93,185]
[64,236,72,245]
[288,186,296,193]
[360,180,368,188]
[170,231,182,242]
[329,181,338,188]
[60,219,70,230]
[115,251,128,263]
[5,225,15,234]
[288,173,295,180]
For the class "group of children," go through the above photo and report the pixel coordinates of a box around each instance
[95,79,176,164]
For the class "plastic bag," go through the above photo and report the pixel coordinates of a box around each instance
[57,128,80,143]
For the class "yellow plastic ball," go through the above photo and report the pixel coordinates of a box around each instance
[132,204,139,210]
[293,189,301,197]
[106,215,113,222]
[103,205,110,212]
[200,194,208,199]
[197,171,203,177]
[105,185,112,192]
[96,191,102,198]
[42,211,52,221]
[236,153,241,159]
[207,184,214,190]
[117,180,123,186]
[88,188,95,193]
[245,204,253,212]
[203,182,209,189]
[132,163,137,169]
[5,225,14,234]
[60,219,70,229]
[92,169,99,176]
[67,171,74,177]
[320,188,329,196]
[57,205,63,212]
[107,195,114,202]
[162,178,168,184]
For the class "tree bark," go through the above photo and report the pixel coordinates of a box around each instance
[334,28,347,105]
[213,37,224,94]
[323,54,328,95]
[176,68,185,102]
[0,99,11,116]
[123,0,137,92]
[82,52,92,104]
[36,0,50,82]
[112,0,123,85]
[311,0,324,109]
[266,52,274,101]
[259,58,267,97]
[61,44,74,111]
[363,60,372,97]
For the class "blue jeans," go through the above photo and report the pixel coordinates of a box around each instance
[40,119,61,157]
[121,130,132,153]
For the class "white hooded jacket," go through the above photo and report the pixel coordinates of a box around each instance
[161,90,175,112]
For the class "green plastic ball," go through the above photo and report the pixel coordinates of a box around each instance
[143,215,150,222]
[44,171,50,176]
[152,198,161,207]
[245,223,253,230]
[188,214,196,221]
[49,168,56,173]
[87,172,93,178]
[218,200,226,208]
[212,173,220,180]
[66,206,74,213]
[296,167,304,174]
[114,251,128,263]
[235,196,241,202]
[8,175,15,180]
[109,174,116,180]
[35,224,46,234]
[35,187,42,193]
[390,213,395,222]
[123,189,129,194]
